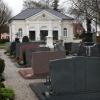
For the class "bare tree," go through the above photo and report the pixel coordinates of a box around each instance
[0,0,12,39]
[23,0,50,9]
[68,0,100,42]
[69,0,100,24]
[23,0,63,12]
[52,0,59,11]
[0,0,11,27]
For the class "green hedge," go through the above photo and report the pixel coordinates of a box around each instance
[0,39,9,44]
[0,58,5,77]
[0,83,5,88]
[0,58,15,100]
[0,87,15,100]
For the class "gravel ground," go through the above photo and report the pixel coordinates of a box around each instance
[0,49,45,100]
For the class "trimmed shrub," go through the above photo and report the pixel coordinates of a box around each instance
[0,83,5,88]
[22,36,29,42]
[10,38,20,56]
[0,39,9,44]
[0,58,5,82]
[0,58,5,75]
[0,59,15,100]
[4,42,11,54]
[10,42,16,56]
[0,88,15,100]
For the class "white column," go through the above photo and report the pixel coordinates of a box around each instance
[46,21,54,48]
[58,21,62,40]
[48,21,52,37]
[36,21,40,41]
[25,21,30,37]
[48,29,52,37]
[26,24,29,37]
[70,23,74,42]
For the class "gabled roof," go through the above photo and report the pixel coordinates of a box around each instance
[11,8,74,20]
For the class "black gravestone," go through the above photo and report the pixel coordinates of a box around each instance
[90,44,100,57]
[64,43,80,55]
[15,43,21,58]
[77,45,87,56]
[70,43,80,55]
[78,44,100,57]
[64,42,72,54]
[64,42,72,51]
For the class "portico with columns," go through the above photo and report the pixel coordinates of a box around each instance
[9,8,75,43]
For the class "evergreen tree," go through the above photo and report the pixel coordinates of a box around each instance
[52,0,59,11]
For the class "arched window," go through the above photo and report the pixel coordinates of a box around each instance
[18,28,23,37]
[63,28,67,37]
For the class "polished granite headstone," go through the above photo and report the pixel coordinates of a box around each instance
[70,43,80,55]
[78,43,100,57]
[15,42,45,62]
[30,56,100,100]
[31,51,66,76]
[64,43,80,55]
[25,47,50,67]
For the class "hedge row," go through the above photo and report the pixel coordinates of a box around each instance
[0,39,9,44]
[0,58,15,100]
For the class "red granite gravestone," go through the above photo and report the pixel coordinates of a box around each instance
[25,47,50,67]
[19,51,66,79]
[31,51,66,77]
[15,42,40,62]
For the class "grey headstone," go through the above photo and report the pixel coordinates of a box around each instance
[50,58,74,94]
[90,44,100,57]
[5,42,11,52]
[49,56,100,94]
[72,57,87,92]
[86,57,100,91]
[15,43,21,58]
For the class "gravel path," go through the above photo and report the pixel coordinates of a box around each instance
[0,49,44,100]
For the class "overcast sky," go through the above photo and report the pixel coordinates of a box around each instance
[3,0,70,16]
[3,0,24,16]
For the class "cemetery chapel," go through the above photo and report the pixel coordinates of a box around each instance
[9,8,75,43]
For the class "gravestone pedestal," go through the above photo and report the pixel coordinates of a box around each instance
[46,36,54,49]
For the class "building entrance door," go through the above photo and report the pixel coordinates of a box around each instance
[29,31,35,41]
[40,30,48,41]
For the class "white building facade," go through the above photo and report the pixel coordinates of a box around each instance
[9,8,76,43]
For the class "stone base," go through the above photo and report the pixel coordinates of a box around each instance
[46,36,54,49]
